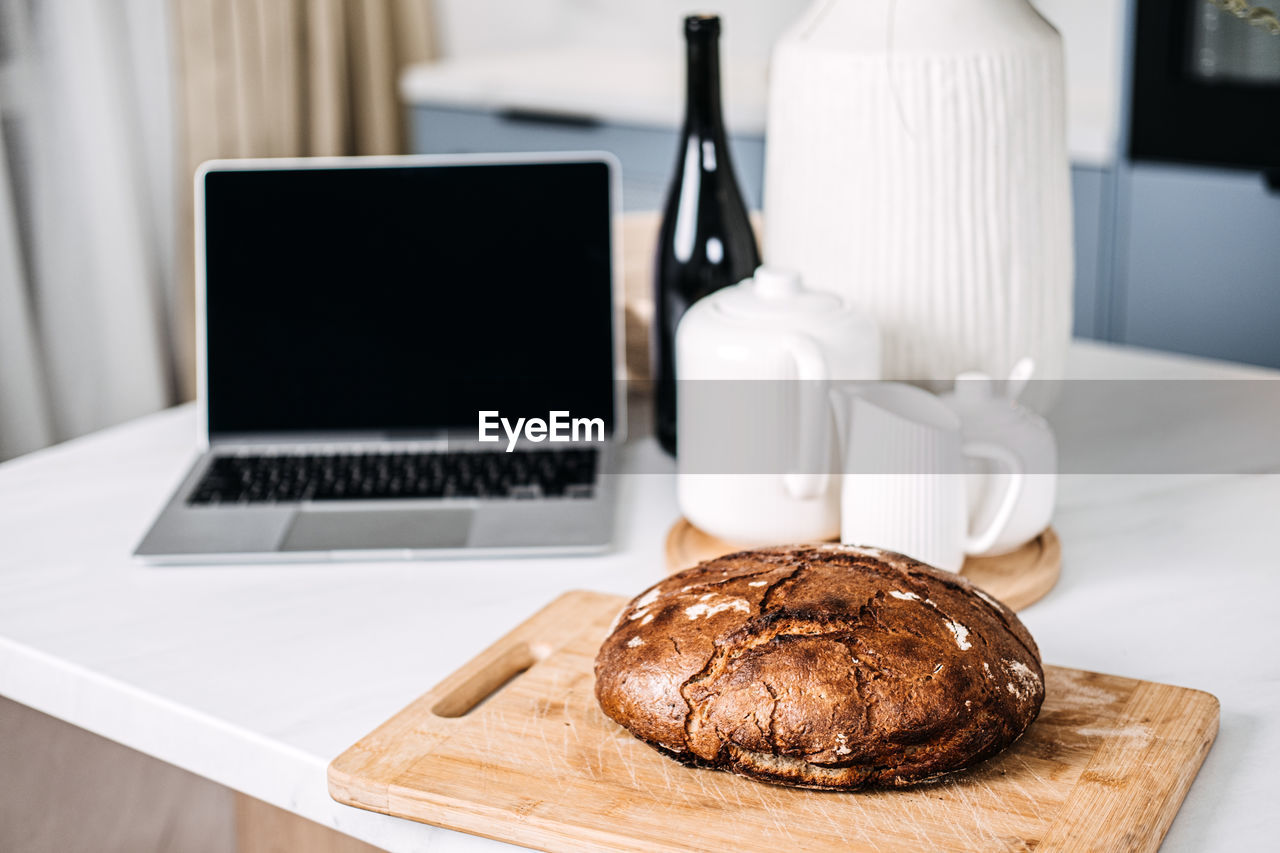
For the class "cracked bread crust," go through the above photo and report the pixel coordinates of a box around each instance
[593,545,1045,790]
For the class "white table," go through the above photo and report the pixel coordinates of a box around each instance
[1,340,1277,852]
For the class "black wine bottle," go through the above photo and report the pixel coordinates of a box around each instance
[653,14,761,457]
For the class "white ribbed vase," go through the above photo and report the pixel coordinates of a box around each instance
[764,0,1073,384]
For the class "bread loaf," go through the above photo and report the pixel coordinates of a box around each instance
[594,545,1044,789]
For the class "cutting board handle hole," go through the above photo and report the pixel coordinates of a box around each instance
[431,642,544,718]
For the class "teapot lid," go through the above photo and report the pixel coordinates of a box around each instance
[942,370,1054,445]
[711,266,846,322]
[951,371,999,405]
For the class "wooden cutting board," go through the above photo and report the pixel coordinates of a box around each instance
[329,591,1218,853]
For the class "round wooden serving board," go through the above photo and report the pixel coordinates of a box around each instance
[664,519,1061,612]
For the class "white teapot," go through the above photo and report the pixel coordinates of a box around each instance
[675,267,880,543]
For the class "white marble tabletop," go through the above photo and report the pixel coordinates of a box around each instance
[1,339,1277,852]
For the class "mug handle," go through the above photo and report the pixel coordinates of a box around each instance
[780,333,829,500]
[961,442,1025,555]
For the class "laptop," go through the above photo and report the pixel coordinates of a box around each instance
[136,153,623,563]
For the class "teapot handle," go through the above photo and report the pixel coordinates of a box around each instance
[961,442,1025,555]
[780,333,830,500]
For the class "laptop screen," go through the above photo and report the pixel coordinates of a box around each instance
[201,158,616,439]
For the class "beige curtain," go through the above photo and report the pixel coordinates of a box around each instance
[170,0,437,397]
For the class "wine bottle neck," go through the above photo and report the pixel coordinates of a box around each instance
[683,30,726,139]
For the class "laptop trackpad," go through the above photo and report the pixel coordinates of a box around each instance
[280,508,473,551]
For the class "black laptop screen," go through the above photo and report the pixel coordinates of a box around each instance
[202,159,616,438]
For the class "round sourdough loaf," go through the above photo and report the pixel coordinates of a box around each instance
[594,545,1044,790]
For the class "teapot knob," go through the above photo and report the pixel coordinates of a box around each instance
[752,266,803,299]
[953,371,996,404]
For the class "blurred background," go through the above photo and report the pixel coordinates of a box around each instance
[0,0,1276,461]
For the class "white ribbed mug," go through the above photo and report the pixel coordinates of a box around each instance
[832,383,1024,572]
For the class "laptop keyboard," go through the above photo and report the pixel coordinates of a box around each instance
[187,448,599,505]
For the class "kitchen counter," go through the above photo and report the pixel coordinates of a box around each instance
[402,46,1117,168]
[1,340,1277,852]
[405,0,1125,168]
